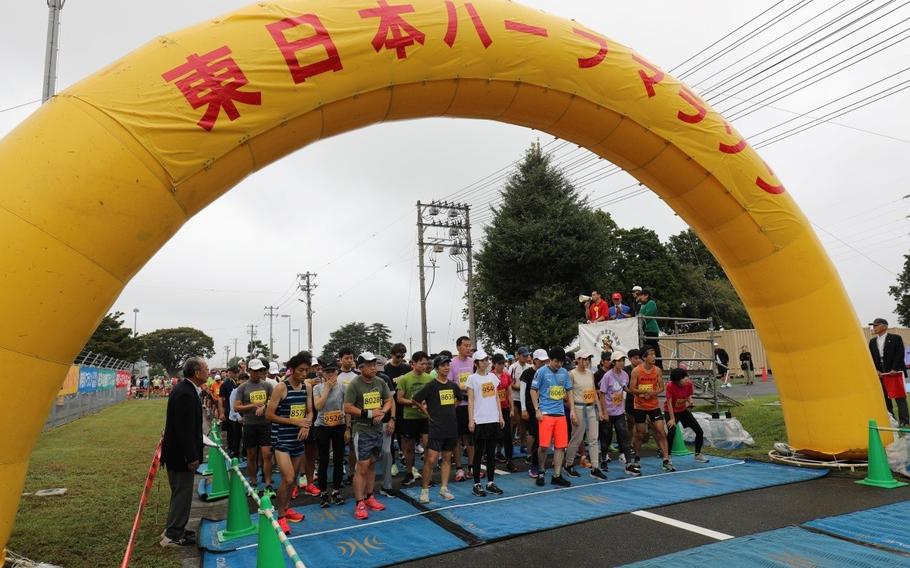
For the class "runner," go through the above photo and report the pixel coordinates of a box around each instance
[265,353,311,534]
[313,361,346,507]
[509,347,531,453]
[413,355,458,503]
[630,347,674,472]
[493,354,518,472]
[233,358,274,490]
[623,348,642,448]
[564,351,606,480]
[337,347,359,485]
[531,347,576,487]
[520,350,548,478]
[450,336,477,482]
[343,352,394,520]
[598,352,639,475]
[384,343,411,482]
[396,351,434,487]
[300,366,321,498]
[375,363,398,497]
[218,366,240,458]
[466,350,505,496]
[665,367,709,462]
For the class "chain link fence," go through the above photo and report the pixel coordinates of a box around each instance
[43,350,136,431]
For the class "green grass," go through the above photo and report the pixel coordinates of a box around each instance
[697,395,786,460]
[8,399,182,568]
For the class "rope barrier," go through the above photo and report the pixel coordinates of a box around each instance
[214,443,307,568]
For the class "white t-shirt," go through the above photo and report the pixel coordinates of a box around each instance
[509,361,531,402]
[338,369,359,390]
[466,372,501,424]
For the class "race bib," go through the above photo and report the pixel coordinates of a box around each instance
[439,389,455,406]
[638,383,653,392]
[249,390,267,404]
[363,391,381,410]
[549,385,566,400]
[323,410,342,426]
[290,404,306,419]
[583,389,596,404]
[459,372,470,386]
[612,391,623,405]
[497,389,508,403]
[481,382,496,398]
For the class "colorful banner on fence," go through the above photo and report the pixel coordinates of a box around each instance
[578,318,641,357]
[59,365,79,396]
[116,370,132,389]
[99,369,116,391]
[78,367,98,393]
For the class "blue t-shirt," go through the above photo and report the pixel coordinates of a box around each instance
[609,304,631,319]
[531,366,572,416]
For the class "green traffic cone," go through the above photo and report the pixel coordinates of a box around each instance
[211,422,222,444]
[256,492,285,568]
[217,459,258,541]
[671,423,693,456]
[857,419,908,489]
[206,447,230,499]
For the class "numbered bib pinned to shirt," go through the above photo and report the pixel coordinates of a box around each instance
[459,372,470,386]
[497,388,507,403]
[249,390,267,404]
[439,389,455,405]
[363,391,381,410]
[481,382,496,398]
[583,389,596,404]
[612,391,623,405]
[323,410,342,426]
[549,385,566,400]
[289,403,306,419]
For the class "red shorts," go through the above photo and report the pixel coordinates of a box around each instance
[538,415,569,449]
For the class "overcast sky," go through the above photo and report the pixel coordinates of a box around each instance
[2,1,908,365]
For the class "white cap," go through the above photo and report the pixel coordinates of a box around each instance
[532,349,549,361]
[472,349,489,361]
[268,362,280,375]
[214,374,221,380]
[575,350,593,360]
[357,352,378,365]
[632,285,643,292]
[248,359,265,371]
[611,351,627,362]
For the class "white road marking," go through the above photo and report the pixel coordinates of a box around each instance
[631,510,734,540]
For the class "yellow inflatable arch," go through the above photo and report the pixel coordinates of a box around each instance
[0,0,889,549]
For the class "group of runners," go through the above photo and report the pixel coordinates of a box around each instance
[203,336,708,533]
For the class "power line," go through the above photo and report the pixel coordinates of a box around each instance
[0,99,41,113]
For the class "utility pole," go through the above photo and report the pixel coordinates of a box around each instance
[132,308,139,337]
[264,306,279,360]
[416,200,475,349]
[43,0,65,103]
[281,314,292,358]
[224,345,231,367]
[297,272,317,352]
[292,328,300,352]
[246,324,258,357]
[232,338,239,360]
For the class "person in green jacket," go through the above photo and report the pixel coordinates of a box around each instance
[637,289,663,368]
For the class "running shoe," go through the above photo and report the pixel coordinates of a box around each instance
[472,483,487,497]
[495,452,507,463]
[319,492,330,508]
[662,460,676,472]
[600,460,609,472]
[401,473,417,487]
[290,486,299,500]
[439,487,455,501]
[625,463,642,476]
[305,483,321,496]
[419,488,430,504]
[416,443,425,455]
[284,508,304,522]
[506,461,519,473]
[332,490,346,505]
[618,453,627,464]
[391,463,399,476]
[455,468,466,482]
[590,468,607,480]
[535,473,546,487]
[354,500,369,520]
[276,516,291,535]
[564,466,581,478]
[486,482,503,495]
[694,453,710,463]
[411,466,422,480]
[580,457,592,468]
[379,486,396,498]
[528,465,539,478]
[159,534,196,548]
[551,475,571,487]
[364,494,386,511]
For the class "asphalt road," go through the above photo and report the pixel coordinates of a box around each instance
[399,472,910,567]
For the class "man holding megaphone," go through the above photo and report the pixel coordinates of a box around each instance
[583,291,609,323]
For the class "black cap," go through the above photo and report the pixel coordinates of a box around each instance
[601,351,612,361]
[323,361,338,372]
[491,353,506,365]
[869,317,889,326]
[433,355,452,369]
[547,346,566,361]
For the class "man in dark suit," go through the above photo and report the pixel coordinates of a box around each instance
[160,357,207,547]
[869,317,909,426]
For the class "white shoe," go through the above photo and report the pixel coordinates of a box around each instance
[618,453,627,464]
[419,488,430,504]
[694,453,710,463]
[391,464,399,476]
[439,487,455,501]
[412,466,422,480]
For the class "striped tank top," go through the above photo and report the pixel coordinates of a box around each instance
[271,379,308,447]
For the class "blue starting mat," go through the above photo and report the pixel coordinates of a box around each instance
[619,526,908,567]
[200,497,466,567]
[804,500,910,554]
[401,456,826,541]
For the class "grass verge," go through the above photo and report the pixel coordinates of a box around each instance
[698,395,786,460]
[8,399,181,568]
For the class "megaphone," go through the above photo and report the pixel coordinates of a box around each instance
[578,295,591,304]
